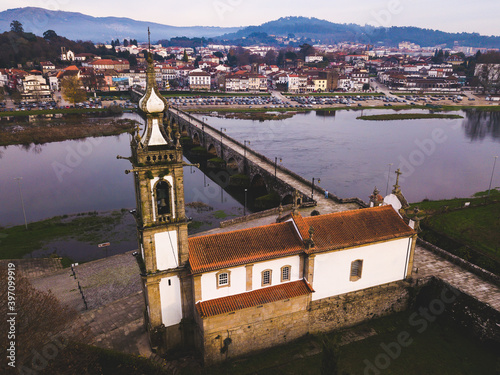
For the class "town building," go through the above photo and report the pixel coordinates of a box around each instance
[188,69,211,90]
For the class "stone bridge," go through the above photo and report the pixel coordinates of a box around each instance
[166,107,366,211]
[130,86,365,212]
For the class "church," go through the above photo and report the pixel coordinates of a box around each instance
[127,52,417,364]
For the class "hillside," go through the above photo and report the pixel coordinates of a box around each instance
[0,7,241,43]
[220,16,500,48]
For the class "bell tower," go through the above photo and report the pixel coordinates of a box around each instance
[126,48,191,352]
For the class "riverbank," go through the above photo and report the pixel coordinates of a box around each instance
[0,117,136,146]
[357,113,464,121]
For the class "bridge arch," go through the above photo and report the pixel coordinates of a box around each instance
[192,133,201,146]
[180,125,188,137]
[207,144,218,157]
[251,174,268,195]
[282,194,293,205]
[227,157,239,173]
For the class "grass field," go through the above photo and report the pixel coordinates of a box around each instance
[410,189,500,271]
[425,202,500,261]
[0,211,127,260]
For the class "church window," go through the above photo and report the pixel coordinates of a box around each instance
[216,270,230,288]
[350,260,363,281]
[262,270,272,286]
[155,180,171,216]
[281,266,291,282]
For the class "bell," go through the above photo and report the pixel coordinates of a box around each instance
[159,198,167,208]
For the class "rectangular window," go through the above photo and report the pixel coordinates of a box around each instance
[262,270,271,286]
[218,272,228,287]
[350,260,363,281]
[281,266,290,282]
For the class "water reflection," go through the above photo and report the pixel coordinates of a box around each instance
[463,110,500,142]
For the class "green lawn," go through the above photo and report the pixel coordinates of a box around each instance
[202,311,498,375]
[426,202,500,260]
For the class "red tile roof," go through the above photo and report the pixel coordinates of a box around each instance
[188,206,414,274]
[291,212,310,241]
[196,280,314,317]
[189,221,304,274]
[304,205,414,254]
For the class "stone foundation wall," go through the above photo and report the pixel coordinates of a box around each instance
[309,280,413,333]
[199,280,415,364]
[200,294,310,365]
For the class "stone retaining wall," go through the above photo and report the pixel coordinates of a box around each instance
[198,279,417,365]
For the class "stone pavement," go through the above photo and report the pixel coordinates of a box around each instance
[31,266,86,311]
[0,258,63,278]
[77,291,151,356]
[413,245,500,311]
[72,251,142,310]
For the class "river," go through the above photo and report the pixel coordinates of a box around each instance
[198,109,500,204]
[1,109,499,229]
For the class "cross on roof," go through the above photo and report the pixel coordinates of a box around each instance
[392,168,402,193]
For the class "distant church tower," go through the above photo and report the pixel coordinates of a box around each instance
[127,51,191,352]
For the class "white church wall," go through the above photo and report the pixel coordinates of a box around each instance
[201,266,246,301]
[155,230,179,270]
[159,276,183,327]
[312,237,412,301]
[252,256,301,287]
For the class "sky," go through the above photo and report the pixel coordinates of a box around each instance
[1,0,499,36]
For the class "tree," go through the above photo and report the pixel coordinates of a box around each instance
[264,49,277,65]
[115,38,120,46]
[299,43,315,59]
[10,20,23,33]
[43,30,58,40]
[320,335,340,375]
[0,272,91,374]
[123,39,129,47]
[11,90,21,104]
[182,49,189,62]
[61,76,87,105]
[130,39,138,46]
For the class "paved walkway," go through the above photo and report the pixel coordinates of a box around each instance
[413,245,500,311]
[171,108,361,214]
[0,258,63,278]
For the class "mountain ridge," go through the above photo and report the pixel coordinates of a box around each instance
[0,8,499,48]
[0,7,241,42]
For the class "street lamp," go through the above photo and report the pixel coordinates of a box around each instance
[220,127,226,159]
[244,188,248,216]
[311,177,321,200]
[487,156,498,199]
[244,140,250,174]
[385,163,393,196]
[202,117,206,146]
[14,177,28,230]
[274,157,282,181]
